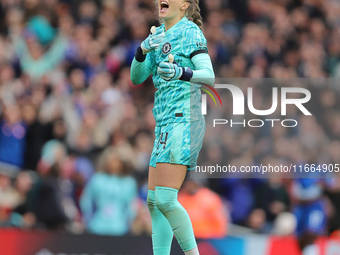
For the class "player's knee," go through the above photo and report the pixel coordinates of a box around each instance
[147,190,157,213]
[155,186,179,215]
[155,196,176,215]
[147,195,156,212]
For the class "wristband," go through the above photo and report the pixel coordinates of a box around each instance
[135,46,146,62]
[179,67,193,82]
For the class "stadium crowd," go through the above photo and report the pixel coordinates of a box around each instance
[0,0,340,251]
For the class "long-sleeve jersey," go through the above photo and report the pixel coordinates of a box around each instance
[130,16,215,126]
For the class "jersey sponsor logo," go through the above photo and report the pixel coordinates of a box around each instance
[196,42,207,48]
[162,42,172,54]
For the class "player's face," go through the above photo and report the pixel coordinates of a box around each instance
[158,0,188,20]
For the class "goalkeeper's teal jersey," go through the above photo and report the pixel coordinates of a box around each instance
[146,16,208,126]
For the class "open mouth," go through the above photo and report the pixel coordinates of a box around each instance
[160,1,169,11]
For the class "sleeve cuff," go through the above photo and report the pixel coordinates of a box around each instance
[190,49,208,59]
[180,67,193,82]
[135,46,146,62]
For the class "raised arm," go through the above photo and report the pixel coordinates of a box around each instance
[130,46,153,85]
[130,27,165,85]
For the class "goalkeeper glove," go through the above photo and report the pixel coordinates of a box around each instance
[141,28,165,54]
[157,61,193,81]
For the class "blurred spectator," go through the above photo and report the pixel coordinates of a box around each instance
[0,172,21,224]
[249,178,290,233]
[80,147,138,236]
[178,178,228,238]
[72,155,94,207]
[0,103,27,168]
[218,176,257,226]
[130,195,152,236]
[22,102,53,170]
[12,15,68,81]
[325,178,340,233]
[291,178,334,251]
[9,171,36,228]
[13,171,33,209]
[273,212,297,236]
[34,163,69,229]
[37,139,67,173]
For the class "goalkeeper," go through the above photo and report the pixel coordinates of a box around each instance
[130,0,214,255]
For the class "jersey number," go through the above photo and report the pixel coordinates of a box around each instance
[157,132,169,150]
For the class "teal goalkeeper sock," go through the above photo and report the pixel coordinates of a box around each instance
[147,190,173,255]
[155,186,198,252]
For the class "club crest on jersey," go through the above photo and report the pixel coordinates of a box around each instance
[162,42,172,54]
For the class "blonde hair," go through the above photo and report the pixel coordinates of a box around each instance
[96,146,132,176]
[185,0,202,30]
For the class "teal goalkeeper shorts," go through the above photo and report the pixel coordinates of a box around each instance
[149,119,206,170]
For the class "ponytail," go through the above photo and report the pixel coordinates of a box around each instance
[186,0,203,30]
